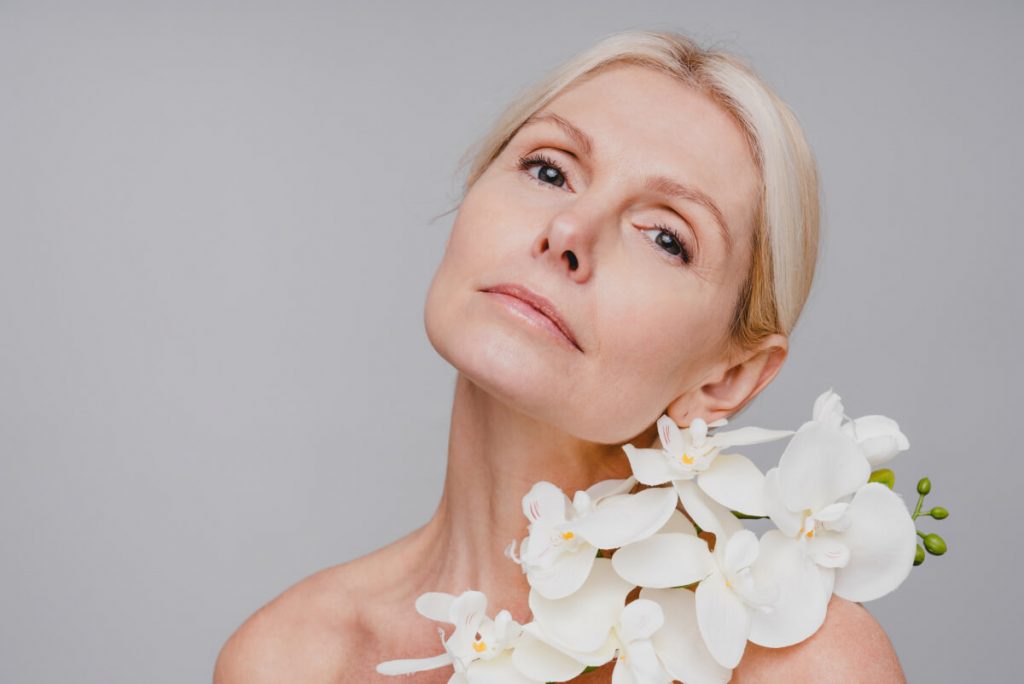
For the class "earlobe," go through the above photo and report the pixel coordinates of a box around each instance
[665,334,789,427]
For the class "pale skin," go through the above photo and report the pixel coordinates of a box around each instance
[214,64,906,683]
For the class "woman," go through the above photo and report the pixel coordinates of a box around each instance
[214,29,905,682]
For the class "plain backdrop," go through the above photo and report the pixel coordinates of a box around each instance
[1,1,1020,682]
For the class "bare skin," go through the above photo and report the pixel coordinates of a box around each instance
[215,63,906,683]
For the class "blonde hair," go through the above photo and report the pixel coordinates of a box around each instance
[442,29,821,352]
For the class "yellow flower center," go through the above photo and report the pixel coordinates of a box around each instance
[473,640,487,653]
[681,453,694,465]
[806,529,815,538]
[561,531,574,540]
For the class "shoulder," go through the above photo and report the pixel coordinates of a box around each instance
[213,564,365,684]
[732,596,906,683]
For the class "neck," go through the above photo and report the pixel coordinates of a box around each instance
[404,372,648,623]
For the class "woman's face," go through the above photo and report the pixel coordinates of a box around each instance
[424,63,764,443]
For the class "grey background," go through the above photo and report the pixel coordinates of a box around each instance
[1,1,1018,681]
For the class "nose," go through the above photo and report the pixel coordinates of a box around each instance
[531,209,597,283]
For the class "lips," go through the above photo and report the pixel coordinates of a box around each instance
[483,283,582,352]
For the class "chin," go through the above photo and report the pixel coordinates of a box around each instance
[423,285,652,444]
[435,312,555,402]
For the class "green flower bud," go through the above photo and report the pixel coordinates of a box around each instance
[869,468,896,489]
[914,544,926,566]
[923,533,947,555]
[930,507,949,520]
[917,477,932,495]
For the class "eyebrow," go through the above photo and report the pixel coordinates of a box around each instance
[518,112,734,258]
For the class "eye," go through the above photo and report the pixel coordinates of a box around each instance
[642,224,694,266]
[517,153,570,190]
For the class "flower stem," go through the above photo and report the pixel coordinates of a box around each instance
[911,492,926,520]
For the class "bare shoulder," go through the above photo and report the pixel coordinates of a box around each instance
[732,596,906,683]
[213,562,367,684]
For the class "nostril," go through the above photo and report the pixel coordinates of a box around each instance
[564,250,579,271]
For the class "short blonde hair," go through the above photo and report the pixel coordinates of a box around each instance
[445,29,821,352]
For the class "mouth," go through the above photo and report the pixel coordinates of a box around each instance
[482,283,582,353]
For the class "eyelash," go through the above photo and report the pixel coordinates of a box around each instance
[516,152,694,266]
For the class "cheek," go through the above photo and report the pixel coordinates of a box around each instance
[577,284,728,433]
[441,185,529,272]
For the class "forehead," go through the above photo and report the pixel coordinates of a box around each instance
[524,64,761,245]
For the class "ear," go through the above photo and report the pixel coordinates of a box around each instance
[665,333,788,426]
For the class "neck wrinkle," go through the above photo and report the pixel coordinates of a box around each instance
[412,371,640,623]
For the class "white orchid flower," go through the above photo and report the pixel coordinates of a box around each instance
[376,590,539,683]
[606,599,675,684]
[614,495,833,670]
[815,388,910,467]
[765,468,918,603]
[511,559,633,681]
[665,484,831,651]
[763,388,917,603]
[840,414,910,467]
[512,559,676,684]
[506,477,677,600]
[623,414,793,516]
[640,588,732,684]
[613,503,796,672]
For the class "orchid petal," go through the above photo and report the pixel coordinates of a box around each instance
[622,638,672,684]
[808,532,850,568]
[812,389,845,427]
[415,592,455,622]
[612,533,715,588]
[642,588,731,684]
[612,657,636,684]
[813,501,850,523]
[657,414,684,452]
[522,481,569,524]
[449,591,488,631]
[723,529,759,574]
[571,490,593,517]
[841,415,909,466]
[674,479,743,539]
[832,483,916,602]
[574,487,678,549]
[527,545,597,600]
[658,509,697,536]
[510,633,586,682]
[622,445,677,486]
[618,598,665,642]
[697,453,768,516]
[493,610,522,645]
[467,652,544,683]
[585,476,638,502]
[819,565,836,602]
[763,468,803,537]
[748,530,828,648]
[712,425,794,448]
[695,572,751,669]
[777,421,870,513]
[689,418,709,445]
[523,622,619,667]
[377,652,454,675]
[529,559,633,653]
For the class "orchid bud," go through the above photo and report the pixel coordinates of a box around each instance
[930,506,949,520]
[917,477,932,495]
[869,468,896,489]
[914,544,926,566]
[923,533,947,555]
